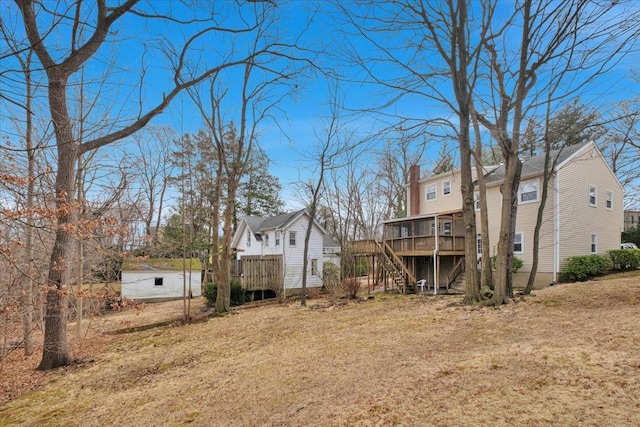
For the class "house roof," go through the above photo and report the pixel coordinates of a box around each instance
[483,141,589,184]
[241,210,306,239]
[323,234,340,248]
[258,210,305,230]
[232,210,335,249]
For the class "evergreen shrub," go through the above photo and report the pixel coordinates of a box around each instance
[203,279,246,306]
[608,249,640,270]
[562,254,613,281]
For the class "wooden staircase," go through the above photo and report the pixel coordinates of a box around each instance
[376,241,417,293]
[445,257,465,294]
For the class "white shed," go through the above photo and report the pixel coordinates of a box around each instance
[121,258,202,301]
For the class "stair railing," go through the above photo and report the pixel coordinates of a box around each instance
[446,257,465,289]
[376,240,417,292]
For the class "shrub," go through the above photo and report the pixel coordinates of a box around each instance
[608,249,640,271]
[342,277,360,299]
[230,279,245,306]
[490,255,524,273]
[562,254,613,281]
[203,283,217,305]
[323,261,341,287]
[204,280,246,306]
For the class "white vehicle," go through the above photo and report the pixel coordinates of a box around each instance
[621,242,638,250]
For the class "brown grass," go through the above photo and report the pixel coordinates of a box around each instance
[2,275,640,426]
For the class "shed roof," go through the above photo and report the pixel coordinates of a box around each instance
[121,258,202,271]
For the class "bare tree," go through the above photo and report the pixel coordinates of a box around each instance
[601,99,640,209]
[473,0,640,304]
[297,83,358,306]
[8,0,303,370]
[129,126,178,249]
[338,0,488,302]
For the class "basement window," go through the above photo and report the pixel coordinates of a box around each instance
[154,277,163,286]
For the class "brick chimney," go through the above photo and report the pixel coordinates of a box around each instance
[409,164,420,217]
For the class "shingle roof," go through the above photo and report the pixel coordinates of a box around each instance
[323,234,340,248]
[484,142,588,184]
[242,210,305,232]
[258,210,304,230]
[239,210,338,249]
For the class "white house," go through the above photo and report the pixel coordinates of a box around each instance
[232,210,337,294]
[121,258,202,301]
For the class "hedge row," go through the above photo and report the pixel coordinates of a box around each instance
[562,254,613,281]
[608,249,640,271]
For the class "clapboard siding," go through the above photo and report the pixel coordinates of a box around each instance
[557,144,624,263]
[233,211,325,291]
[121,270,202,300]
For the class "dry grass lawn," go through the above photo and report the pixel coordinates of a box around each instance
[2,274,640,426]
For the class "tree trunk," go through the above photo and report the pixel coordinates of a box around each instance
[492,155,521,305]
[524,137,553,295]
[22,49,35,356]
[472,108,493,290]
[215,177,237,313]
[37,78,77,370]
[301,213,314,307]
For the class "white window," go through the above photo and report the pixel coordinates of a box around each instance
[474,192,480,211]
[264,233,269,247]
[311,259,318,276]
[289,231,296,246]
[443,221,452,236]
[275,232,280,246]
[589,185,597,207]
[442,180,451,196]
[591,233,598,253]
[476,234,482,255]
[425,184,437,201]
[430,222,436,235]
[605,190,612,210]
[514,232,524,254]
[519,180,539,204]
[246,230,251,247]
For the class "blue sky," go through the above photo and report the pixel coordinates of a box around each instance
[1,1,639,212]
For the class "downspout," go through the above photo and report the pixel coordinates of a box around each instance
[554,172,560,283]
[433,214,439,295]
[281,227,286,300]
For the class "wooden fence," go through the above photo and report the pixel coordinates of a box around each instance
[240,255,284,292]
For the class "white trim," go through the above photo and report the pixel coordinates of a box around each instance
[442,179,451,196]
[605,189,613,211]
[554,173,560,282]
[474,192,480,211]
[514,232,524,254]
[425,183,437,202]
[590,233,598,254]
[518,178,540,205]
[589,185,597,207]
